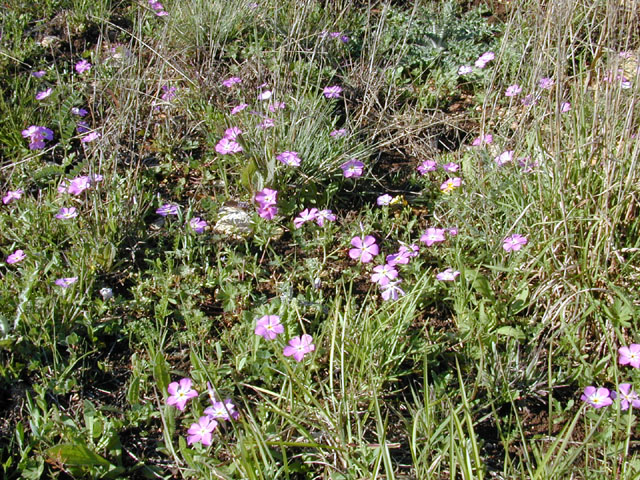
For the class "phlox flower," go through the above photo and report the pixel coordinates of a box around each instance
[617,384,640,410]
[330,128,347,138]
[81,131,101,143]
[268,102,286,112]
[224,127,242,140]
[167,378,198,411]
[560,102,571,113]
[222,76,242,88]
[215,137,243,154]
[294,208,319,229]
[6,249,25,265]
[55,207,78,219]
[448,227,458,236]
[277,151,301,166]
[329,32,342,38]
[581,386,613,408]
[505,84,522,97]
[475,51,495,68]
[371,264,398,286]
[67,176,91,195]
[254,315,284,340]
[22,125,54,150]
[204,398,240,421]
[503,234,528,252]
[618,344,640,368]
[35,88,52,100]
[381,281,405,301]
[3,189,24,204]
[417,160,437,174]
[161,85,177,101]
[471,134,493,146]
[518,156,539,173]
[440,177,461,193]
[189,217,208,233]
[75,60,92,74]
[283,334,315,362]
[386,244,419,266]
[259,118,275,129]
[323,85,343,98]
[377,194,393,206]
[420,228,446,247]
[231,103,248,115]
[71,107,88,117]
[436,268,460,281]
[156,204,179,216]
[349,235,379,263]
[32,70,46,78]
[458,65,473,75]
[340,159,364,178]
[258,205,278,220]
[255,188,277,207]
[521,94,537,106]
[315,209,336,227]
[187,416,217,446]
[442,162,459,173]
[55,277,78,288]
[538,77,554,89]
[495,150,514,166]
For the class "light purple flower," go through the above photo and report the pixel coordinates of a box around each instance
[161,85,177,101]
[35,88,52,100]
[377,194,393,206]
[617,384,640,410]
[3,189,24,204]
[204,398,239,421]
[67,176,91,195]
[22,125,54,150]
[619,344,640,368]
[254,315,284,340]
[231,103,248,115]
[447,227,458,236]
[436,268,460,281]
[81,131,101,143]
[475,51,495,69]
[458,65,473,75]
[77,121,90,134]
[32,70,46,78]
[381,281,405,301]
[224,127,242,140]
[505,84,522,97]
[6,249,25,264]
[259,118,275,129]
[75,60,92,74]
[521,94,537,106]
[277,151,301,167]
[323,85,343,98]
[441,162,459,173]
[222,76,242,88]
[538,77,554,89]
[55,207,78,219]
[349,235,379,263]
[560,102,571,113]
[471,134,493,146]
[268,102,286,112]
[187,416,217,446]
[189,217,208,233]
[340,159,364,178]
[315,209,336,226]
[55,277,78,288]
[71,107,88,117]
[581,386,613,408]
[330,128,347,138]
[156,204,179,216]
[495,150,514,166]
[167,378,198,411]
[215,137,243,154]
[440,177,462,193]
[258,205,278,220]
[255,188,277,207]
[417,160,437,175]
[294,208,319,229]
[503,234,528,252]
[420,228,446,247]
[371,264,398,286]
[386,244,419,266]
[283,334,315,362]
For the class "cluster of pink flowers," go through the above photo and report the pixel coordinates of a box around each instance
[58,174,103,196]
[22,126,54,150]
[148,0,168,16]
[416,160,460,175]
[215,127,243,155]
[254,315,315,362]
[255,187,278,220]
[457,51,494,75]
[293,208,336,228]
[277,151,301,167]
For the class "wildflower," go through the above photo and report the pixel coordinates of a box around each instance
[447,227,458,236]
[315,209,336,226]
[417,160,437,175]
[294,208,319,229]
[55,277,78,288]
[330,128,347,138]
[277,151,301,167]
[204,398,240,421]
[436,268,460,281]
[254,315,284,340]
[538,77,554,89]
[283,334,315,362]
[215,137,243,155]
[161,85,177,101]
[35,88,52,100]
[619,344,640,368]
[156,204,179,216]
[442,162,459,173]
[77,121,90,134]
[255,188,277,207]
[381,281,405,301]
[475,51,495,69]
[268,102,286,112]
[55,207,78,219]
[166,378,198,411]
[22,125,54,150]
[420,228,446,247]
[6,249,25,264]
[495,150,514,166]
[560,102,571,113]
[71,107,88,117]
[340,159,364,178]
[189,217,208,233]
[377,194,393,206]
[323,85,343,98]
[149,0,168,15]
[371,264,398,286]
[224,127,242,140]
[386,244,419,266]
[222,76,242,88]
[580,386,613,408]
[471,134,493,146]
[258,205,278,220]
[81,131,100,143]
[100,287,113,300]
[521,94,537,106]
[617,384,640,410]
[505,84,522,97]
[329,32,341,38]
[3,189,24,204]
[440,177,462,193]
[458,65,473,75]
[258,90,273,100]
[187,416,218,446]
[32,70,46,78]
[259,118,275,129]
[503,234,528,252]
[518,156,539,173]
[67,176,91,195]
[231,103,248,115]
[349,235,379,263]
[75,60,92,74]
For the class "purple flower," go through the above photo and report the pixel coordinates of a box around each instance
[71,107,88,117]
[259,118,275,129]
[222,76,242,88]
[294,208,319,229]
[505,84,522,97]
[521,94,537,106]
[441,162,459,173]
[32,70,46,78]
[81,131,100,143]
[377,194,393,206]
[67,176,91,195]
[538,77,554,89]
[283,334,315,362]
[3,189,24,204]
[330,128,347,138]
[323,85,343,98]
[268,102,286,112]
[471,134,493,146]
[417,160,437,175]
[381,281,405,301]
[55,277,78,288]
[254,315,284,340]
[475,51,495,69]
[77,121,90,134]
[161,85,177,101]
[619,344,640,368]
[6,249,25,264]
[231,103,248,115]
[75,60,92,74]
[440,177,462,193]
[35,88,52,100]
[436,268,460,281]
[420,228,446,247]
[257,205,278,220]
[581,386,613,408]
[22,125,54,150]
[495,150,514,166]
[340,159,364,178]
[617,384,640,410]
[349,235,379,263]
[204,398,239,421]
[55,207,78,219]
[371,264,398,286]
[215,137,243,154]
[224,127,242,140]
[447,227,458,236]
[189,217,208,233]
[167,378,198,411]
[156,204,179,216]
[187,416,217,446]
[277,151,301,167]
[458,65,473,75]
[315,209,336,226]
[386,244,419,266]
[560,102,571,113]
[503,234,528,252]
[255,188,277,207]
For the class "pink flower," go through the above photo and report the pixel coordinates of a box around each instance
[440,177,462,193]
[55,277,78,288]
[254,315,284,340]
[3,189,24,204]
[161,85,177,101]
[381,281,405,301]
[294,208,319,228]
[6,249,25,264]
[619,344,640,368]
[441,162,459,173]
[436,268,460,281]
[581,386,613,408]
[349,235,379,263]
[22,125,54,150]
[323,85,343,98]
[224,127,242,140]
[67,176,91,195]
[255,188,278,207]
[330,128,347,138]
[81,131,101,143]
[560,102,571,113]
[417,160,437,175]
[340,159,364,178]
[471,134,493,146]
[204,398,240,421]
[315,209,336,226]
[494,150,514,166]
[505,84,521,97]
[156,204,179,216]
[187,416,218,446]
[259,118,275,129]
[75,60,92,74]
[521,94,537,106]
[371,264,398,286]
[420,228,446,247]
[189,217,208,233]
[475,51,495,69]
[277,151,301,166]
[32,70,46,78]
[215,137,243,154]
[538,77,554,89]
[167,378,198,411]
[222,76,242,87]
[55,207,78,219]
[268,102,286,112]
[617,384,640,410]
[258,205,278,219]
[231,103,248,115]
[503,234,528,252]
[377,194,393,206]
[386,244,419,266]
[283,334,315,362]
[35,88,52,100]
[458,65,473,75]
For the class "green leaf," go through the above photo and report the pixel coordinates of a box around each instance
[45,444,112,467]
[495,326,525,340]
[153,351,170,396]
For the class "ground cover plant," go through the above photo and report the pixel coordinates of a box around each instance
[1,0,640,478]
